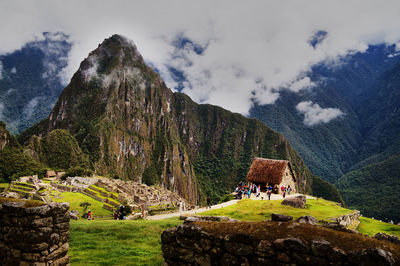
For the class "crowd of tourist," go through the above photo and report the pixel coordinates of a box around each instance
[234,182,294,200]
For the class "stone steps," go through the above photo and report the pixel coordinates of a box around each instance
[102,203,115,212]
[82,191,106,203]
[11,181,36,190]
[10,185,34,192]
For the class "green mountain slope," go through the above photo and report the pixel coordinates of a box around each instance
[336,153,400,222]
[0,122,45,182]
[18,35,340,205]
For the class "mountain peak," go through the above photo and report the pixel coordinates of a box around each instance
[78,34,147,84]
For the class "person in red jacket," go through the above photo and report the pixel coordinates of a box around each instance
[87,209,92,220]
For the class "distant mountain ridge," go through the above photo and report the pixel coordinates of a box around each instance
[17,34,342,205]
[250,44,400,222]
[0,32,71,134]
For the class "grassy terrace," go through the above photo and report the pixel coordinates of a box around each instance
[201,198,353,222]
[52,192,112,217]
[69,218,181,265]
[358,217,400,237]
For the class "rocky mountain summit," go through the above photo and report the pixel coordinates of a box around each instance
[17,35,340,205]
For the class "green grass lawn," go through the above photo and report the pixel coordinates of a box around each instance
[52,192,112,217]
[200,198,353,222]
[0,183,10,188]
[65,197,400,265]
[358,217,400,237]
[69,218,182,265]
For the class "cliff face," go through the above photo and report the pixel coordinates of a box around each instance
[19,35,315,204]
[0,121,18,151]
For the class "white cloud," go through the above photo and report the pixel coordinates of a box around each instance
[1,1,400,114]
[0,102,4,121]
[395,43,400,52]
[11,67,16,74]
[0,61,3,80]
[23,97,40,118]
[296,101,344,126]
[288,77,316,93]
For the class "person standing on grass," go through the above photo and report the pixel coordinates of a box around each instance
[207,196,211,209]
[267,189,272,200]
[87,209,92,220]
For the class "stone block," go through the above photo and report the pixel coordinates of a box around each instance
[54,213,70,224]
[281,197,306,208]
[22,252,42,262]
[255,240,275,257]
[311,239,332,257]
[161,228,177,243]
[348,248,395,266]
[54,222,69,232]
[295,215,317,225]
[225,241,254,256]
[25,205,51,217]
[373,232,400,245]
[46,243,69,261]
[31,217,53,228]
[162,245,194,263]
[271,213,293,221]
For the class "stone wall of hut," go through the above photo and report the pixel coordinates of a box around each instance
[278,166,296,194]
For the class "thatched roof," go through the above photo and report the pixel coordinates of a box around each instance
[46,170,56,177]
[246,158,294,184]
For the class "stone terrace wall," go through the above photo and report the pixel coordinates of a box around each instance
[162,222,398,265]
[0,201,70,266]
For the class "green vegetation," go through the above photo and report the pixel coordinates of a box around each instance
[64,166,93,179]
[65,198,399,265]
[0,183,10,188]
[336,154,400,223]
[52,192,112,217]
[69,218,182,265]
[27,129,90,170]
[201,198,352,222]
[218,193,235,204]
[0,147,47,182]
[311,175,345,205]
[357,217,400,237]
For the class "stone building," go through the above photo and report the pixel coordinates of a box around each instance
[246,158,296,194]
[46,170,56,178]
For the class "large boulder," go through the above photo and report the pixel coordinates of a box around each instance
[295,215,317,225]
[271,213,293,222]
[348,248,395,266]
[373,233,400,245]
[281,195,306,208]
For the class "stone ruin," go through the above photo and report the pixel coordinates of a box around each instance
[1,175,188,217]
[95,178,184,210]
[0,200,70,265]
[162,217,400,265]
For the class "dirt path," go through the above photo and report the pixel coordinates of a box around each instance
[146,193,315,220]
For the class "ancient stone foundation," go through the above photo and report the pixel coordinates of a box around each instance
[162,220,399,265]
[0,201,70,266]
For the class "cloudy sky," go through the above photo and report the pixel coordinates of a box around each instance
[1,0,400,125]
